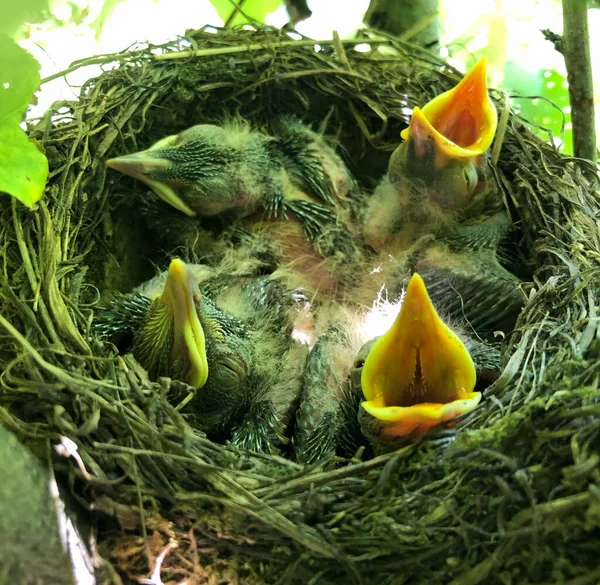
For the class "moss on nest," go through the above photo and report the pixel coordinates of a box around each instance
[1,24,599,585]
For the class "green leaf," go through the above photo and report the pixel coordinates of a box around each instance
[0,35,42,124]
[0,34,48,207]
[0,0,49,37]
[504,62,572,155]
[0,124,48,207]
[209,0,284,27]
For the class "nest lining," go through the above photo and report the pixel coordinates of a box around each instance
[1,25,600,585]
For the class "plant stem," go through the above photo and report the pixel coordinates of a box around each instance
[562,0,597,170]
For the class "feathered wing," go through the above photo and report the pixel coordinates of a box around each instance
[414,213,525,337]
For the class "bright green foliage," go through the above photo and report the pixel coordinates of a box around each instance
[209,0,284,26]
[504,62,573,155]
[0,0,49,37]
[0,124,49,209]
[0,34,48,208]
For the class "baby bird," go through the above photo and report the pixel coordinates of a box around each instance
[94,258,310,454]
[354,273,495,452]
[363,57,500,248]
[106,117,363,296]
[361,58,524,337]
[294,273,501,463]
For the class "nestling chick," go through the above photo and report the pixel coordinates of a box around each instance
[360,59,524,337]
[354,273,492,453]
[294,273,501,462]
[363,58,501,249]
[106,118,364,296]
[94,258,310,454]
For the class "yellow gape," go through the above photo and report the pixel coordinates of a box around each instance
[361,273,480,438]
[401,58,497,167]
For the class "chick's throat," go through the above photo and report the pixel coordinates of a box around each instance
[400,57,497,166]
[360,273,480,435]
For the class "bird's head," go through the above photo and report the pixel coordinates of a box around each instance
[133,258,210,388]
[354,273,480,439]
[389,58,498,215]
[106,123,272,217]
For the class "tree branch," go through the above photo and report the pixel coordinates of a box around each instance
[561,0,597,171]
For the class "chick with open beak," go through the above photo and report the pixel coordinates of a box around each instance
[360,58,524,338]
[294,272,497,463]
[363,57,501,249]
[357,273,480,444]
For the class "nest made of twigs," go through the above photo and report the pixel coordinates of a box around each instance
[1,25,600,585]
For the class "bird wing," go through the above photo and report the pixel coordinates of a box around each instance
[271,116,354,206]
[93,292,151,346]
[293,327,361,464]
[417,244,525,338]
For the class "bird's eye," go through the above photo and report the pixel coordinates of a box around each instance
[354,359,365,369]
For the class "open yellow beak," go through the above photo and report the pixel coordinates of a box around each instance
[360,273,480,438]
[400,58,497,166]
[157,258,209,388]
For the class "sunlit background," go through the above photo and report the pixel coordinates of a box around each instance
[19,0,600,155]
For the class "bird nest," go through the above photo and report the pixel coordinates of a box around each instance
[2,25,600,585]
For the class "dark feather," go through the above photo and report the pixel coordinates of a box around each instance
[271,116,336,205]
[230,394,288,455]
[294,327,351,464]
[93,292,151,343]
[417,251,525,338]
[443,211,512,251]
[283,198,337,240]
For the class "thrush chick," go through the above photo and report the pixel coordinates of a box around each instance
[353,273,500,454]
[293,273,501,463]
[94,258,310,454]
[360,59,524,337]
[106,117,364,296]
[363,58,501,249]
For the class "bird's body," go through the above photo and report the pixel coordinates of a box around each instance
[294,273,501,462]
[102,62,526,463]
[107,118,365,297]
[360,58,525,338]
[294,61,526,461]
[95,258,311,454]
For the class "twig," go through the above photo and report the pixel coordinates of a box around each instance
[40,50,147,84]
[11,199,62,347]
[491,91,510,166]
[332,30,350,70]
[547,2,598,173]
[541,28,563,54]
[154,38,391,61]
